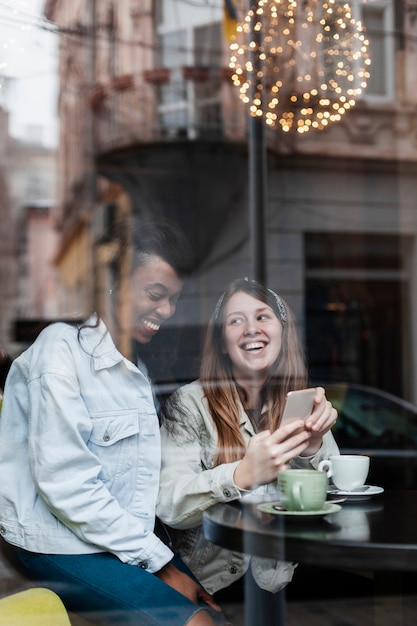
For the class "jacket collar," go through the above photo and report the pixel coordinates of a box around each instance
[239,402,269,435]
[78,315,138,373]
[240,406,257,435]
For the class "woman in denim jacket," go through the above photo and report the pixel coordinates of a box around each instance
[0,218,226,626]
[157,277,339,596]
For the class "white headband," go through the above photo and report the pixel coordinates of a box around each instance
[214,277,287,324]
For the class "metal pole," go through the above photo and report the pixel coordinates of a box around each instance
[248,0,267,284]
[245,14,282,621]
[249,116,267,283]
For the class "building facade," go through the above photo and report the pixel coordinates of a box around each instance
[0,105,57,355]
[0,107,16,351]
[43,0,417,400]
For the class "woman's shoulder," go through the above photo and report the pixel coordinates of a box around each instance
[175,379,203,395]
[18,321,78,356]
[35,316,105,349]
[163,380,215,437]
[6,323,81,383]
[165,380,206,419]
[20,320,103,373]
[172,380,206,405]
[38,320,79,340]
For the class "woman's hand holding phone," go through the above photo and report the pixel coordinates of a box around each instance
[279,387,338,457]
[233,388,338,488]
[298,387,338,456]
[233,420,311,490]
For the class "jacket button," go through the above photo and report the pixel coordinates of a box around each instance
[223,489,231,498]
[0,526,5,535]
[103,434,110,442]
[139,561,148,569]
[230,565,238,574]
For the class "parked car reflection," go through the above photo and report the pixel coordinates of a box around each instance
[324,382,417,490]
[158,378,417,490]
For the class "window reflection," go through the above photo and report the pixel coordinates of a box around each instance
[306,233,405,396]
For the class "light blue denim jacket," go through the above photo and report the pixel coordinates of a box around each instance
[0,318,173,573]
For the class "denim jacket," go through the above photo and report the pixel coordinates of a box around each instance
[0,318,173,573]
[157,381,339,594]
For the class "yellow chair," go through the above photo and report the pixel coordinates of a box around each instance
[0,588,71,625]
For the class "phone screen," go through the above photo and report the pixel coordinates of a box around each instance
[279,388,316,427]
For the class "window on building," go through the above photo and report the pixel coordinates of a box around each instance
[156,21,223,139]
[193,22,223,139]
[153,0,163,27]
[25,175,46,201]
[351,0,395,101]
[157,29,188,137]
[305,233,408,397]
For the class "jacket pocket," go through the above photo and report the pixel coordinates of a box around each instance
[89,409,140,485]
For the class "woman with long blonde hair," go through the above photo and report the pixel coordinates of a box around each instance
[158,277,339,596]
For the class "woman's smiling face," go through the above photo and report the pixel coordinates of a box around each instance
[222,291,283,383]
[129,255,183,344]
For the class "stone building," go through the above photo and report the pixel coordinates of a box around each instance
[0,108,16,350]
[0,106,57,355]
[43,0,417,400]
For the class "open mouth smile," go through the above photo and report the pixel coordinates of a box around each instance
[141,318,161,332]
[242,341,266,352]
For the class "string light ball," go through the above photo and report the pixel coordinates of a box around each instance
[229,0,371,134]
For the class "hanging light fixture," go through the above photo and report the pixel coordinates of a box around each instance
[229,0,371,134]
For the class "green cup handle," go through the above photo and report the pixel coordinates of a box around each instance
[292,481,304,510]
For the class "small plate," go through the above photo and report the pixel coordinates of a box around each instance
[257,501,342,519]
[327,485,384,501]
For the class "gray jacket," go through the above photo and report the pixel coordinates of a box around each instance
[157,380,339,593]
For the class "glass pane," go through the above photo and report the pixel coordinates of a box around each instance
[305,233,406,396]
[3,1,417,620]
[363,7,386,96]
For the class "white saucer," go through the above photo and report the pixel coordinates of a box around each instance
[326,493,347,505]
[257,501,341,519]
[327,485,384,500]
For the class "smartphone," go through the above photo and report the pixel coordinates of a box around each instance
[279,388,316,427]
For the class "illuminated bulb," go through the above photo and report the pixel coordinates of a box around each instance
[245,6,362,120]
[228,0,370,133]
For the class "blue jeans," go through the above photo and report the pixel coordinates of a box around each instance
[12,547,228,626]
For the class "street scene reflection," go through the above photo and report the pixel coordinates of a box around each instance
[1,1,417,625]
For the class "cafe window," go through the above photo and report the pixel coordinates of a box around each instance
[153,0,163,27]
[156,21,223,139]
[350,0,395,101]
[193,22,223,139]
[305,233,408,398]
[159,29,188,107]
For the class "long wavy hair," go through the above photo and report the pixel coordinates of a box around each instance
[200,278,308,465]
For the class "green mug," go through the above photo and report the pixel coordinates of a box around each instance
[278,469,328,511]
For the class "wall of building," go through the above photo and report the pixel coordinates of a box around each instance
[40,0,417,403]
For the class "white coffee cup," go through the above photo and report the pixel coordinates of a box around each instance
[318,455,370,492]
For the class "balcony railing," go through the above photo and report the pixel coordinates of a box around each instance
[89,69,407,160]
[90,72,248,154]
